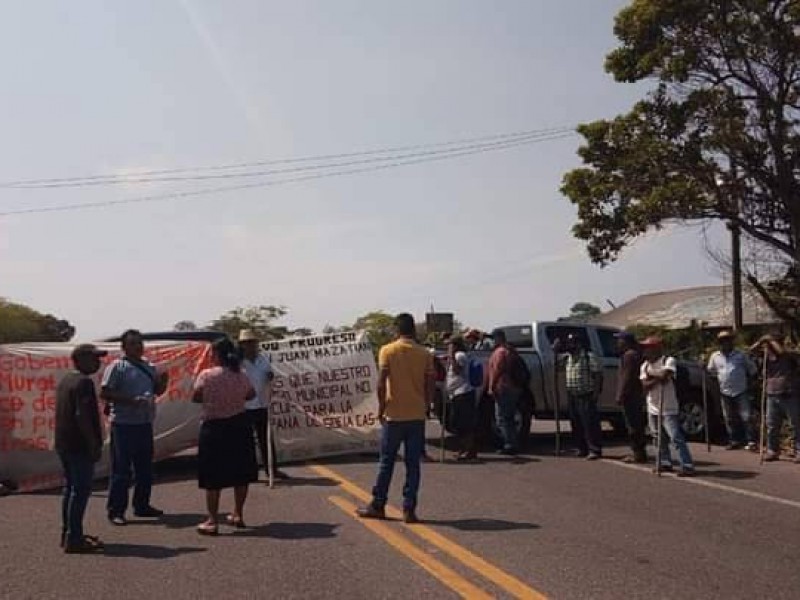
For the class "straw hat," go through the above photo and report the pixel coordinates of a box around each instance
[238,329,260,342]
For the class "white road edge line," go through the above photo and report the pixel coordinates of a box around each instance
[601,458,800,510]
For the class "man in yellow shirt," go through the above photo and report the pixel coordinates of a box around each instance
[357,313,435,523]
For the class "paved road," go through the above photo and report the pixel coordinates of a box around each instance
[2,426,799,599]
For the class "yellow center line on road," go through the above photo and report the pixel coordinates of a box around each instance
[311,464,548,600]
[328,495,494,600]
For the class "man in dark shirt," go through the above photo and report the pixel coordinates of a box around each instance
[615,332,647,464]
[55,344,107,554]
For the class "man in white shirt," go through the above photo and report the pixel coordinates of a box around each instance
[239,329,289,481]
[446,336,478,461]
[706,330,758,451]
[640,337,695,477]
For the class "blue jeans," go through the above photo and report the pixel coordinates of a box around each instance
[371,420,425,511]
[767,394,800,454]
[107,423,154,517]
[649,414,694,469]
[720,393,755,445]
[59,452,95,545]
[494,388,520,451]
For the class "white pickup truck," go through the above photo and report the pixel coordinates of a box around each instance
[434,321,720,447]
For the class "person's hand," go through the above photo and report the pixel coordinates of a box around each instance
[378,412,387,425]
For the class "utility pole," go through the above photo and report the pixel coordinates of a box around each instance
[719,167,744,332]
[730,220,744,331]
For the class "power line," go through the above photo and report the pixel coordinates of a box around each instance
[2,129,574,190]
[0,130,574,217]
[0,126,573,189]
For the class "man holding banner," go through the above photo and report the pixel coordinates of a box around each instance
[357,313,435,524]
[239,329,289,481]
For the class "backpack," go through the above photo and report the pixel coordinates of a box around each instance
[468,359,484,388]
[508,350,531,388]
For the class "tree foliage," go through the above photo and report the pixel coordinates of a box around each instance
[208,305,290,340]
[561,0,800,324]
[0,298,76,344]
[173,320,198,332]
[351,311,396,350]
[559,302,603,323]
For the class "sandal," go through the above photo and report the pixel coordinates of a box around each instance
[196,522,219,536]
[226,514,246,529]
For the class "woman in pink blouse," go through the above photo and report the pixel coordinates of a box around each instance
[192,338,258,535]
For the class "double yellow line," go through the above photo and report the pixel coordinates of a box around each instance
[312,464,547,600]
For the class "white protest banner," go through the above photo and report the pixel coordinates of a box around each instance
[0,341,212,492]
[265,331,381,461]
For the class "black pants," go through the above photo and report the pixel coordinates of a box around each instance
[621,398,647,460]
[568,393,602,455]
[247,408,279,475]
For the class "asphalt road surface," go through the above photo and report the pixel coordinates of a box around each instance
[2,424,800,599]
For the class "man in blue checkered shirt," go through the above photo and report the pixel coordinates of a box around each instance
[555,335,604,460]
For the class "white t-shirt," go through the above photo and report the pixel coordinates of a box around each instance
[640,356,679,416]
[242,353,272,410]
[446,351,473,397]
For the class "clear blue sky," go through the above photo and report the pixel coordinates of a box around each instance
[0,0,725,340]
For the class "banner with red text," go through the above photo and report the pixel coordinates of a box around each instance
[0,332,381,492]
[0,341,212,492]
[263,331,381,462]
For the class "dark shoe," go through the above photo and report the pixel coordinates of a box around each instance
[497,447,517,456]
[586,453,601,461]
[134,506,164,518]
[655,464,673,473]
[725,443,743,451]
[745,442,757,452]
[64,536,104,554]
[273,470,291,480]
[356,505,386,520]
[570,449,589,458]
[226,514,246,529]
[403,510,420,524]
[765,451,780,462]
[677,468,697,478]
[108,515,127,527]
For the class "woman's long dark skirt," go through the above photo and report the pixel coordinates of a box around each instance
[198,411,258,490]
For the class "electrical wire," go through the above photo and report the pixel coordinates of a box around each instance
[0,130,574,217]
[0,126,573,189]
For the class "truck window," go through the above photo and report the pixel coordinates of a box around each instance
[596,329,620,358]
[544,325,590,349]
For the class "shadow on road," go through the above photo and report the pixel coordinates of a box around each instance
[232,521,339,540]
[102,543,207,559]
[424,518,540,532]
[700,469,759,481]
[278,476,338,488]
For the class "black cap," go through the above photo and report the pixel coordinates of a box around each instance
[71,344,108,360]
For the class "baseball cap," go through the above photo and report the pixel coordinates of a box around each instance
[71,344,108,360]
[717,330,734,340]
[639,336,663,347]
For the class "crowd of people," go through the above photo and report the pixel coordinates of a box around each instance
[53,318,800,553]
[54,328,288,553]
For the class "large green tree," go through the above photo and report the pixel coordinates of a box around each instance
[561,0,800,324]
[0,298,75,343]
